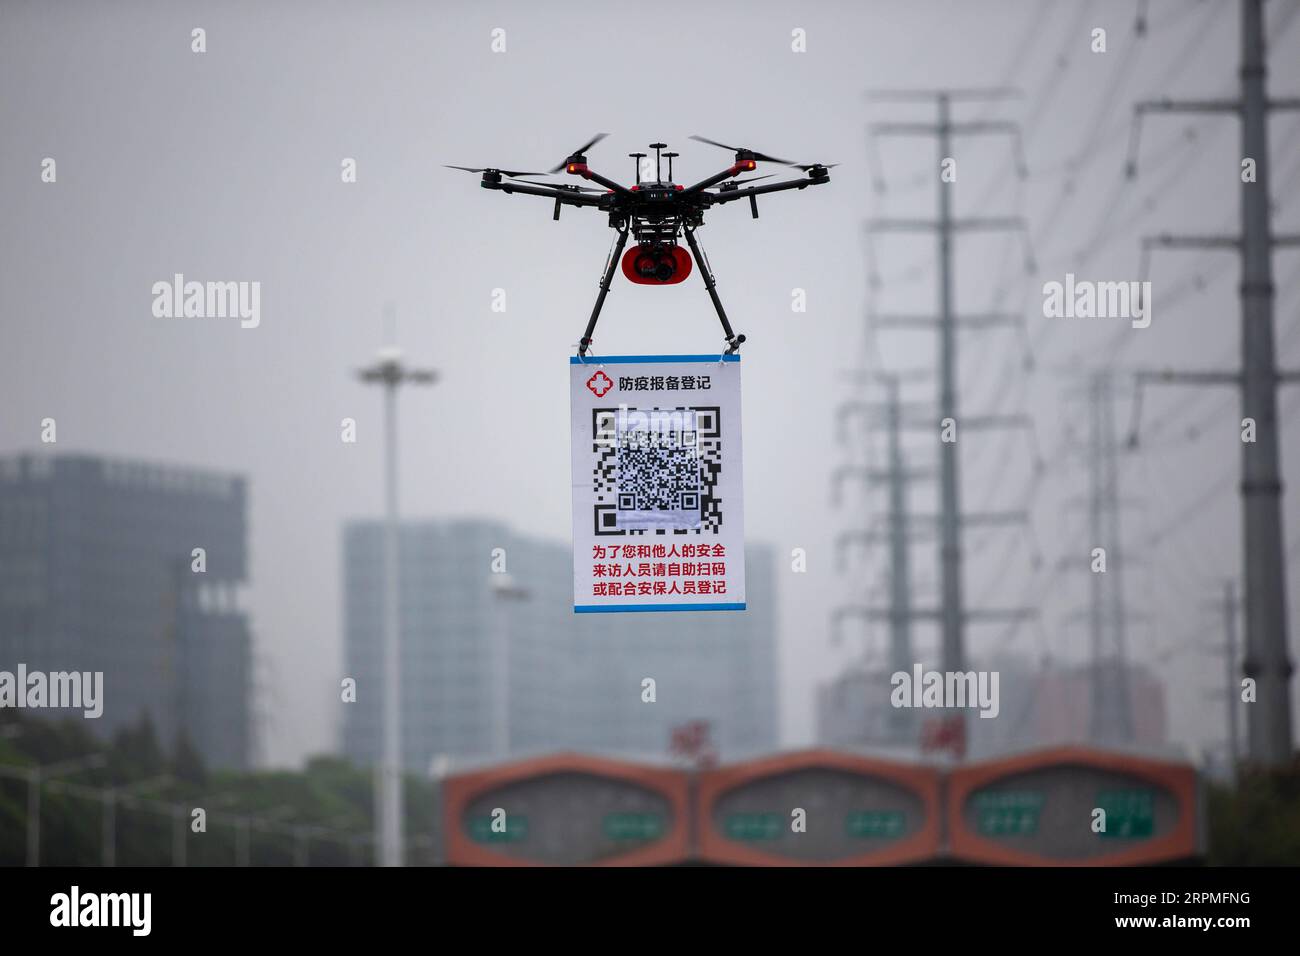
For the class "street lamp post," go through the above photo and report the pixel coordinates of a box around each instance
[489,575,530,759]
[235,817,251,867]
[429,754,451,866]
[358,346,437,868]
[25,753,106,867]
[103,774,173,867]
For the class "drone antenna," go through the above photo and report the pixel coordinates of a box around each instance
[629,152,647,185]
[663,151,678,182]
[650,143,667,182]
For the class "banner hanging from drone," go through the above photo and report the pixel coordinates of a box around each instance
[570,355,746,613]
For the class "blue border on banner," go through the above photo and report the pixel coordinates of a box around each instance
[570,354,740,365]
[574,602,746,613]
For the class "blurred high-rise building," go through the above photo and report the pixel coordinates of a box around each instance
[571,542,779,760]
[0,453,254,768]
[815,667,904,752]
[340,518,778,771]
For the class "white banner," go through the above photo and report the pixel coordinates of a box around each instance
[570,354,745,613]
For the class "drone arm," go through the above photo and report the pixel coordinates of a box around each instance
[581,169,633,196]
[485,179,606,207]
[561,163,633,197]
[681,162,758,197]
[708,173,829,206]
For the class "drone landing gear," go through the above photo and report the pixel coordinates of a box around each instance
[577,226,629,357]
[683,226,746,355]
[575,225,747,357]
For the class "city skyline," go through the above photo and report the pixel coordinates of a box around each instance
[1,0,1297,774]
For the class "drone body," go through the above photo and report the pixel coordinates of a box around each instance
[449,135,832,355]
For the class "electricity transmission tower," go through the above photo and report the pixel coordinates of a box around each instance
[1127,0,1300,765]
[1085,372,1135,744]
[1205,580,1243,784]
[833,372,931,743]
[864,88,1037,752]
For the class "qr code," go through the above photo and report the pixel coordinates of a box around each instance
[591,406,723,536]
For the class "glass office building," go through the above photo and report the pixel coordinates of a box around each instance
[0,453,253,768]
[341,518,778,772]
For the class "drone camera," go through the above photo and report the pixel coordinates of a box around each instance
[640,252,674,282]
[621,244,692,285]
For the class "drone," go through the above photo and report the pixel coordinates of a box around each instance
[447,134,832,356]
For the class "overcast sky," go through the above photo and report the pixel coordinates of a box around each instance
[2,0,1299,767]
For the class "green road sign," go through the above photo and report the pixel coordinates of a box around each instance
[1097,789,1155,838]
[845,810,906,839]
[468,814,529,843]
[724,812,783,841]
[603,812,665,841]
[974,790,1044,836]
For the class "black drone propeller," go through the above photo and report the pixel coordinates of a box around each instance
[549,133,609,173]
[444,165,543,178]
[688,134,795,166]
[689,135,834,172]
